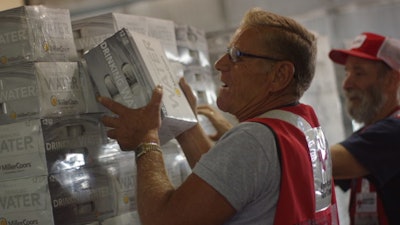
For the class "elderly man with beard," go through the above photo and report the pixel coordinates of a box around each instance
[329,32,400,225]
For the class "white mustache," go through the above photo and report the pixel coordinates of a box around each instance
[344,90,363,99]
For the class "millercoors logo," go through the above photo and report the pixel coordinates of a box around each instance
[50,96,58,106]
[1,162,32,171]
[9,112,17,119]
[0,218,39,225]
[49,95,80,107]
[42,42,49,52]
[0,56,7,65]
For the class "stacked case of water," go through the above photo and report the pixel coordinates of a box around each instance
[0,5,121,225]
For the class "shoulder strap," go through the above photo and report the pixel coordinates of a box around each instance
[259,109,312,133]
[259,109,337,214]
[258,109,339,224]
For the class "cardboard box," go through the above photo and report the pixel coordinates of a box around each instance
[0,62,86,125]
[175,24,211,67]
[0,114,112,180]
[0,140,136,225]
[41,114,114,174]
[0,119,47,180]
[83,28,197,144]
[101,211,141,225]
[0,175,54,225]
[72,13,178,60]
[104,152,137,215]
[0,5,77,66]
[48,165,117,225]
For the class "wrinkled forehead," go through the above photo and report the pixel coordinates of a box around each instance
[229,27,267,49]
[345,55,389,71]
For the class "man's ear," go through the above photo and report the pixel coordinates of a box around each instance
[270,61,295,92]
[384,69,400,90]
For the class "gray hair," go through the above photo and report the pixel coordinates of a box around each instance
[239,7,317,97]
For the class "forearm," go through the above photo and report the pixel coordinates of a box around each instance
[136,150,175,225]
[176,124,213,168]
[136,149,235,225]
[331,144,369,179]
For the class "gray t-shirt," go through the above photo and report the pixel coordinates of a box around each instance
[193,121,281,225]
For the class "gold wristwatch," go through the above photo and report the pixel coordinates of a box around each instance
[135,142,162,160]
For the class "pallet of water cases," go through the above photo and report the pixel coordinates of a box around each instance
[0,175,55,225]
[0,113,117,179]
[0,153,138,225]
[0,62,88,125]
[0,5,77,66]
[0,113,138,224]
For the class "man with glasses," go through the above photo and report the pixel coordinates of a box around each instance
[98,7,339,225]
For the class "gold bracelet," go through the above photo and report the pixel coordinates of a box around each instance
[135,142,162,160]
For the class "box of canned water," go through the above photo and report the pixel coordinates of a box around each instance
[83,28,197,144]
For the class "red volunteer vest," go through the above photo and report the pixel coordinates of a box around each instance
[249,105,339,225]
[349,178,388,225]
[348,107,400,225]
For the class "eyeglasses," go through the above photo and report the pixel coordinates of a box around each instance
[227,47,282,63]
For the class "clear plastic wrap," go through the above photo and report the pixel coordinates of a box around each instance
[0,5,77,66]
[83,28,197,144]
[0,62,87,125]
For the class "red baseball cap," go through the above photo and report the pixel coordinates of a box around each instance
[329,32,400,71]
